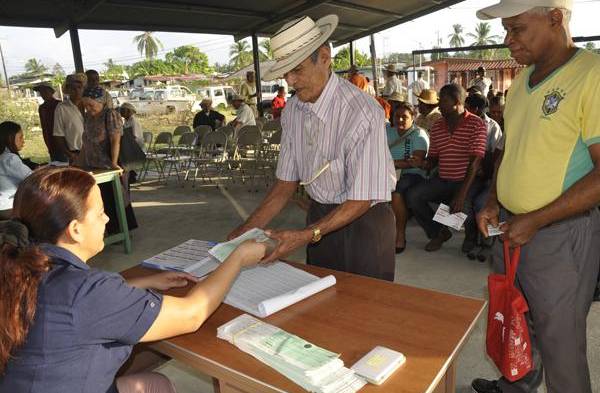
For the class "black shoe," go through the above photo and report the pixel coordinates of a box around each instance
[395,247,405,254]
[471,378,502,393]
[462,237,477,253]
[593,286,600,302]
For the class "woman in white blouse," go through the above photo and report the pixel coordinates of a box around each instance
[0,121,33,219]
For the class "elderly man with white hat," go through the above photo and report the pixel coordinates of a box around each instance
[227,14,396,281]
[472,1,600,392]
[229,94,256,133]
[53,73,86,163]
[382,64,405,99]
[414,89,442,132]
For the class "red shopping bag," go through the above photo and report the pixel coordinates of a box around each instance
[486,242,533,382]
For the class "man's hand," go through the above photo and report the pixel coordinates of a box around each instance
[407,155,425,168]
[450,192,466,214]
[477,199,500,237]
[501,213,542,247]
[262,229,313,263]
[227,223,256,241]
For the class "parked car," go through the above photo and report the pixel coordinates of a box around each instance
[193,85,236,110]
[126,85,199,115]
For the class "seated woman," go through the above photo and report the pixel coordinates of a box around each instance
[0,121,34,219]
[0,166,267,393]
[386,102,429,253]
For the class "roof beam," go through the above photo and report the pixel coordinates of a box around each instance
[107,0,266,18]
[337,0,465,46]
[54,0,107,37]
[245,0,331,34]
[329,1,404,18]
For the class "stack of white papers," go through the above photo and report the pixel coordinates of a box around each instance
[142,234,336,318]
[218,314,366,393]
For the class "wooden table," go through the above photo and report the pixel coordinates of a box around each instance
[92,169,131,254]
[122,264,486,393]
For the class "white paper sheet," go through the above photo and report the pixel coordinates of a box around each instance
[141,239,219,278]
[487,222,506,237]
[224,262,336,318]
[433,203,468,230]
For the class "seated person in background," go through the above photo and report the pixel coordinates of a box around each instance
[414,89,442,133]
[0,121,33,219]
[84,69,113,109]
[464,93,503,259]
[119,102,144,149]
[0,166,267,393]
[193,98,225,130]
[487,95,505,131]
[229,94,256,134]
[407,83,487,252]
[347,65,368,91]
[271,86,287,119]
[53,73,86,163]
[386,102,429,253]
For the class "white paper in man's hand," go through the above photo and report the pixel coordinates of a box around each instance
[486,222,505,237]
[433,203,467,231]
[209,228,274,262]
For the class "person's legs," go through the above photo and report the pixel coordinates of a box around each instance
[406,176,455,239]
[116,372,177,393]
[391,193,407,249]
[462,178,485,253]
[474,209,600,393]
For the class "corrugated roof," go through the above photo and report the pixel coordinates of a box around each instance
[0,0,465,45]
[425,58,525,72]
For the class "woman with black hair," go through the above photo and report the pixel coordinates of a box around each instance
[0,121,34,219]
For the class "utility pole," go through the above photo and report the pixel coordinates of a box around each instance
[369,34,379,95]
[0,40,11,98]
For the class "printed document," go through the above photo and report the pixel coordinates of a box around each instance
[433,203,468,230]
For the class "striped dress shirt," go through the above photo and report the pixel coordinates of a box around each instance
[276,73,396,204]
[428,110,487,181]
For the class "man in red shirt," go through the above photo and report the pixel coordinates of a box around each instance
[407,83,487,251]
[348,65,368,91]
[33,82,61,161]
[271,86,287,119]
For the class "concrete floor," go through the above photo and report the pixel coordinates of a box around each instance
[91,180,600,393]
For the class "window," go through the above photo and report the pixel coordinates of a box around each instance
[214,89,224,97]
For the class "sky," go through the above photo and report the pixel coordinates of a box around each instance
[0,0,599,77]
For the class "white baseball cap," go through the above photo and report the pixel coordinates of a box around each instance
[476,0,572,20]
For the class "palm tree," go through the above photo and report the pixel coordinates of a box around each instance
[467,22,502,59]
[133,31,163,60]
[260,39,274,60]
[229,40,252,70]
[448,24,465,48]
[24,58,47,76]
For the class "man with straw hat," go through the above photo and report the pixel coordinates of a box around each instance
[472,1,600,392]
[382,64,405,99]
[33,82,61,161]
[228,14,396,281]
[414,89,442,132]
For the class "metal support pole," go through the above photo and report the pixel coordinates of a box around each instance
[349,41,354,66]
[251,34,263,117]
[0,41,10,97]
[69,26,84,72]
[369,35,378,95]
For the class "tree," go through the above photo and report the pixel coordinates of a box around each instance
[229,40,253,70]
[332,47,370,71]
[102,58,127,80]
[260,39,273,60]
[128,59,172,77]
[467,22,502,59]
[448,24,465,49]
[165,45,212,74]
[52,63,65,77]
[24,58,47,76]
[133,31,163,60]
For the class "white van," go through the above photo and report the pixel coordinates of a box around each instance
[195,85,236,109]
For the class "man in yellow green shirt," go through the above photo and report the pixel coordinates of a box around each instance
[473,1,600,393]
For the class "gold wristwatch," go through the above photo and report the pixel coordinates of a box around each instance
[310,227,322,243]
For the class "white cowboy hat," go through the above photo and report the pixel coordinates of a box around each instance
[262,14,338,81]
[477,0,572,20]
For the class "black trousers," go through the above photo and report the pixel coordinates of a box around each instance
[306,201,396,282]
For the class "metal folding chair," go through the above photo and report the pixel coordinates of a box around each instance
[139,132,173,182]
[187,130,228,187]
